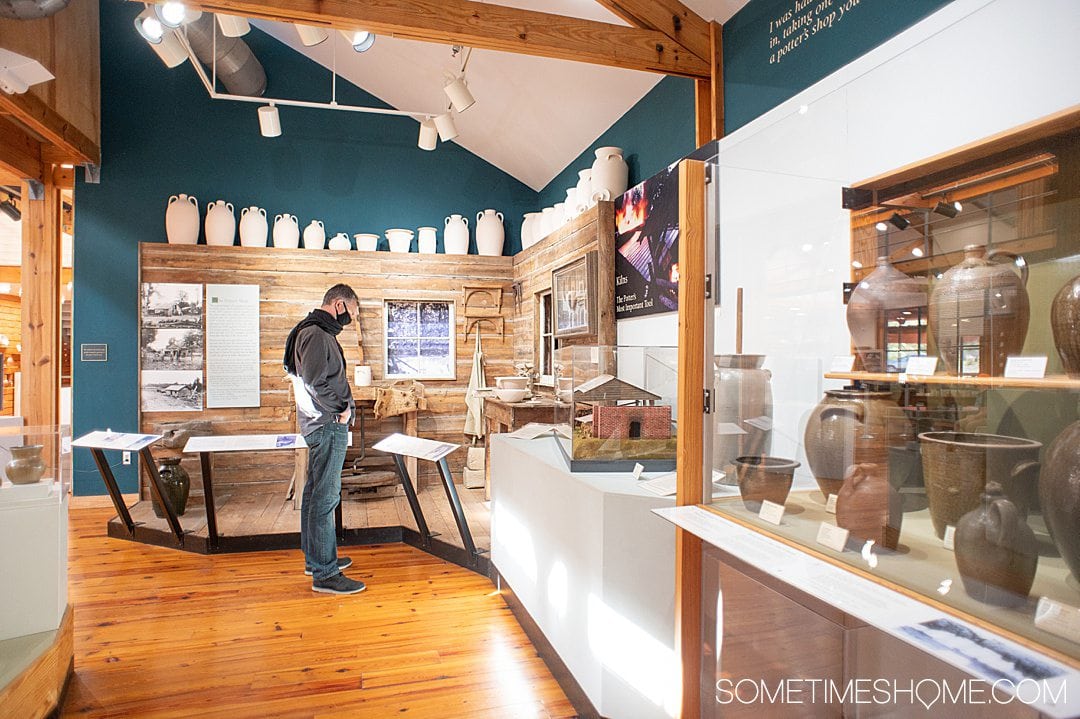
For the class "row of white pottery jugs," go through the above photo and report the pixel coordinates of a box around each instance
[476,210,505,256]
[165,194,200,244]
[239,206,268,247]
[205,200,236,246]
[444,214,469,255]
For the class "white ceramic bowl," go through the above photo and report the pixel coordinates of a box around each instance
[386,228,414,253]
[495,376,528,390]
[354,233,379,251]
[494,388,528,403]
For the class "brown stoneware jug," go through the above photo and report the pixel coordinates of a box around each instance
[954,482,1037,607]
[5,444,46,485]
[929,244,1029,376]
[1040,419,1080,583]
[846,257,927,372]
[151,457,191,518]
[734,455,799,511]
[835,463,902,550]
[1051,274,1080,377]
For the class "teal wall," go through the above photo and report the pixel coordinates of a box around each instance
[537,76,697,207]
[723,0,954,133]
[72,2,537,494]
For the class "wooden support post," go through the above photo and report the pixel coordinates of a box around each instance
[694,21,725,145]
[21,175,61,428]
[676,159,707,717]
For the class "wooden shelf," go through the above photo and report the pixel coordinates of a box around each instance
[825,370,1080,390]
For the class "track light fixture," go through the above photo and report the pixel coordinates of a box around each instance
[443,76,474,113]
[258,104,281,137]
[434,112,458,142]
[134,7,188,68]
[296,24,329,46]
[340,30,375,52]
[887,212,910,230]
[417,118,437,151]
[216,13,250,37]
[0,195,20,222]
[932,200,960,218]
[154,2,199,29]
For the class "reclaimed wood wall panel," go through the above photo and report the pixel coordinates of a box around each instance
[140,244,515,493]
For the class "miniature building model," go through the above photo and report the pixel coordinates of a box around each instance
[574,374,671,440]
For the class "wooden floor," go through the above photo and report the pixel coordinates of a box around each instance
[124,481,491,553]
[63,504,574,718]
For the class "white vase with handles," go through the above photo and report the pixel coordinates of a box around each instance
[303,220,326,250]
[165,194,199,245]
[239,206,268,247]
[521,213,540,250]
[576,169,593,209]
[591,146,628,201]
[328,232,351,250]
[444,214,469,255]
[553,202,568,228]
[205,200,236,246]
[386,228,414,253]
[354,233,379,251]
[539,207,558,239]
[417,227,438,254]
[273,214,300,248]
[565,187,582,219]
[475,209,505,256]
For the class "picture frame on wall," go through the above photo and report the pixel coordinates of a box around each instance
[552,252,597,338]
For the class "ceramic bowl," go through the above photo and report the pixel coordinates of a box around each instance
[386,229,414,253]
[494,388,528,403]
[495,376,528,390]
[354,233,379,252]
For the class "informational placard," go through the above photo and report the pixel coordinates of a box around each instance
[816,521,849,552]
[758,500,785,525]
[1035,597,1080,644]
[72,431,161,451]
[184,434,306,453]
[1004,355,1048,379]
[905,356,939,376]
[205,284,261,408]
[80,343,108,362]
[824,493,837,514]
[943,524,956,551]
[615,163,680,319]
[632,462,645,480]
[373,433,458,462]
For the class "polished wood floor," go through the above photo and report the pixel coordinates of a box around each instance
[62,503,574,718]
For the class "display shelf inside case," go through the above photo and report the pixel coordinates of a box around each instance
[825,371,1080,391]
[707,491,1080,663]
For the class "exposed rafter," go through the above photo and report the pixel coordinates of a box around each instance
[592,0,712,63]
[134,0,710,78]
[0,115,44,182]
[0,91,99,166]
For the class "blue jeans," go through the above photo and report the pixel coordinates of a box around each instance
[301,422,348,581]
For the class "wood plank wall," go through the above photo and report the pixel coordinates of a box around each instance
[140,244,516,493]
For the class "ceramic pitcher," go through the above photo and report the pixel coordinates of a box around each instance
[238,206,268,247]
[205,200,236,246]
[328,232,351,250]
[591,146,628,200]
[165,193,199,245]
[520,213,540,250]
[475,209,504,256]
[575,169,593,209]
[444,214,469,255]
[272,214,300,248]
[303,220,326,250]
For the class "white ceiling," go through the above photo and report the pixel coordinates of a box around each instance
[254,0,750,191]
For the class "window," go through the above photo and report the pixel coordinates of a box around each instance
[384,300,455,380]
[537,290,556,385]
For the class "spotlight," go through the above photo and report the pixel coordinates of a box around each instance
[912,246,924,257]
[135,9,188,67]
[888,212,910,230]
[216,13,250,37]
[932,201,959,218]
[296,24,328,46]
[134,11,164,42]
[443,76,475,113]
[434,112,458,142]
[875,221,889,232]
[340,30,375,52]
[952,200,963,212]
[154,2,199,29]
[258,104,281,137]
[417,118,437,151]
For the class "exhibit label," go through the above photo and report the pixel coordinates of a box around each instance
[80,343,108,362]
[758,500,785,526]
[1004,356,1048,379]
[205,284,261,408]
[615,163,680,320]
[816,522,849,552]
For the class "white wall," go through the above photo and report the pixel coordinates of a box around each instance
[620,0,1080,479]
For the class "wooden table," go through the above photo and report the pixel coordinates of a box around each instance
[483,397,565,497]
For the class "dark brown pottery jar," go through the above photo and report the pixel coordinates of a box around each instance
[151,457,191,518]
[1040,419,1080,583]
[846,256,927,372]
[954,482,1038,607]
[803,389,909,498]
[1051,274,1080,377]
[929,244,1029,376]
[734,455,799,511]
[835,463,902,550]
[919,431,1040,539]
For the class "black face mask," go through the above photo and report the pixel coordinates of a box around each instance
[336,306,352,327]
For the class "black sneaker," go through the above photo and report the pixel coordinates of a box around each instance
[304,556,353,576]
[312,573,367,595]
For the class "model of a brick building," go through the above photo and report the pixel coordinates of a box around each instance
[593,404,672,439]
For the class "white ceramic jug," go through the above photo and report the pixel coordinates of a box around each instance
[444,214,469,255]
[165,194,199,245]
[328,232,351,251]
[475,209,505,256]
[576,169,593,209]
[354,233,379,252]
[386,228,414,253]
[417,227,438,254]
[273,214,300,248]
[539,207,558,239]
[564,188,581,220]
[553,202,568,228]
[205,200,236,246]
[239,206,268,247]
[591,146,628,201]
[521,213,540,250]
[303,220,326,250]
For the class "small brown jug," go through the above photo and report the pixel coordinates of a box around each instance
[954,482,1037,607]
[835,463,902,550]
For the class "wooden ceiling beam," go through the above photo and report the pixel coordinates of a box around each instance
[0,91,99,166]
[0,116,43,182]
[592,0,712,63]
[146,0,710,78]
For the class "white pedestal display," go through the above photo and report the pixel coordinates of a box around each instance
[0,481,67,641]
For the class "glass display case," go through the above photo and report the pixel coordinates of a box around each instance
[553,345,678,471]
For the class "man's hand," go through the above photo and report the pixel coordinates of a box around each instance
[338,409,351,425]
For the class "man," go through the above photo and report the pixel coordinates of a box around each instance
[284,284,366,595]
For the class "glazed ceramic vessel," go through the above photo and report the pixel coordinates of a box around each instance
[1051,274,1080,377]
[539,207,558,238]
[151,456,190,518]
[386,229,414,253]
[302,220,326,250]
[327,232,351,251]
[591,146,628,200]
[165,194,199,245]
[520,213,540,250]
[5,445,45,485]
[1040,419,1080,583]
[955,482,1037,607]
[272,214,299,248]
[417,227,438,254]
[444,214,469,255]
[929,244,1029,376]
[575,169,593,209]
[475,210,505,256]
[238,206,268,247]
[734,455,799,511]
[354,233,379,252]
[835,462,902,550]
[204,200,236,246]
[846,256,927,372]
[803,389,908,498]
[919,431,1040,539]
[712,354,772,485]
